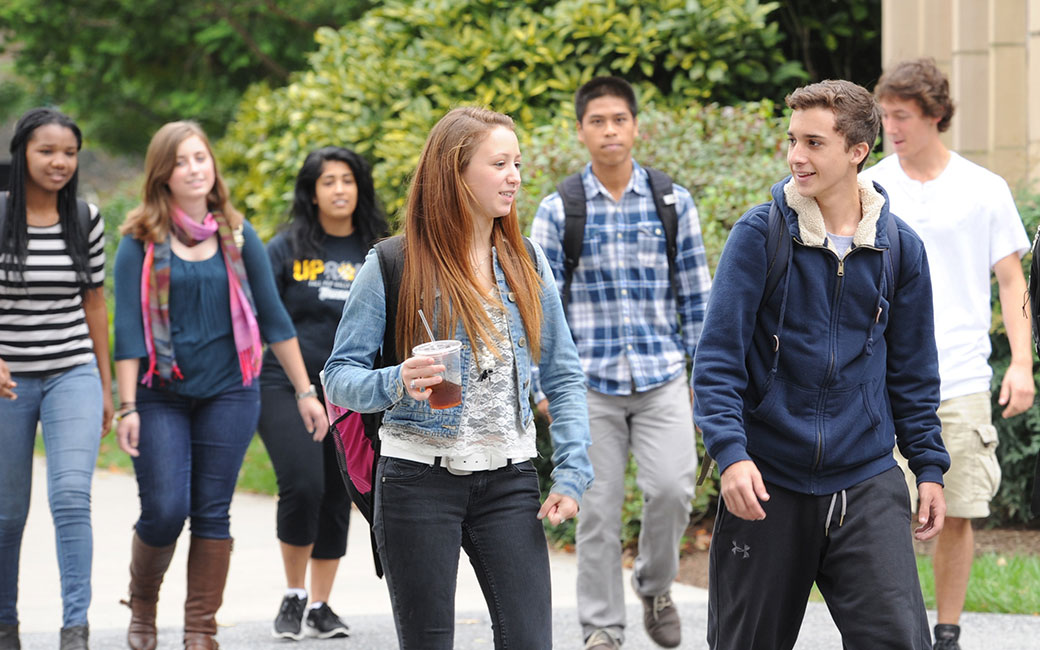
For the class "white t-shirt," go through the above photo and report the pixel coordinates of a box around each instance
[861,152,1030,401]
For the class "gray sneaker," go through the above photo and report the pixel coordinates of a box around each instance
[632,574,680,648]
[272,593,307,640]
[584,629,621,650]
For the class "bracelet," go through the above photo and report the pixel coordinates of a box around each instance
[119,402,135,410]
[116,408,137,421]
[295,384,318,401]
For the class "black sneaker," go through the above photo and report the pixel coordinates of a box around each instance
[305,603,350,639]
[272,593,307,640]
[934,623,961,650]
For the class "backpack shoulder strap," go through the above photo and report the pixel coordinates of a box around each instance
[885,212,900,303]
[644,167,680,295]
[76,199,92,238]
[374,235,405,367]
[760,200,789,311]
[556,172,587,311]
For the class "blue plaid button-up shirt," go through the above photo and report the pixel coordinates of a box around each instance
[531,161,712,397]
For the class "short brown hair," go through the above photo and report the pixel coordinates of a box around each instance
[874,58,954,132]
[786,80,881,171]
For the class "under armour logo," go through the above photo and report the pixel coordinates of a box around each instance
[731,541,750,559]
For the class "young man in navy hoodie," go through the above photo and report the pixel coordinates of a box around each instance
[693,80,950,650]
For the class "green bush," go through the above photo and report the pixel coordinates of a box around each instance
[989,190,1040,526]
[217,0,803,237]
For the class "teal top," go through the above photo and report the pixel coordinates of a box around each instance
[113,221,296,398]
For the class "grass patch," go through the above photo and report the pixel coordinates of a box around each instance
[809,552,1040,615]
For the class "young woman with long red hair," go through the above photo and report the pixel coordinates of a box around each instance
[323,107,592,649]
[112,121,326,650]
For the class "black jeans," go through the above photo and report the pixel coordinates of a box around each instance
[708,465,932,650]
[373,457,552,650]
[258,387,350,557]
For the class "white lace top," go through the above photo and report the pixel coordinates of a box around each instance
[381,288,537,459]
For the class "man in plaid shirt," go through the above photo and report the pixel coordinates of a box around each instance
[531,76,712,650]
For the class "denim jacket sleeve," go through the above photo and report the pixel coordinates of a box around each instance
[322,248,405,412]
[531,242,594,504]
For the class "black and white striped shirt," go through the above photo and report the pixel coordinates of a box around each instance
[0,205,105,376]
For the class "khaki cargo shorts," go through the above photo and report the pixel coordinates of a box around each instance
[896,391,1000,519]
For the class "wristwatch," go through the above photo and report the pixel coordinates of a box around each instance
[295,384,318,401]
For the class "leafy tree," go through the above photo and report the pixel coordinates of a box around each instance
[771,0,882,86]
[217,0,805,230]
[0,0,375,152]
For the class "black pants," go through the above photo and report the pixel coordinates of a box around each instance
[258,387,350,558]
[708,465,932,650]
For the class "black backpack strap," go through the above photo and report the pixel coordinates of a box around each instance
[556,173,587,311]
[644,167,680,297]
[760,200,788,311]
[374,235,405,367]
[76,199,92,238]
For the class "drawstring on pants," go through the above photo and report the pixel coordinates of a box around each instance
[825,489,847,537]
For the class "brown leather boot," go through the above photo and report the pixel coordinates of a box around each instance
[123,533,176,650]
[182,536,232,650]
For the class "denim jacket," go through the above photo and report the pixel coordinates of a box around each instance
[323,241,593,504]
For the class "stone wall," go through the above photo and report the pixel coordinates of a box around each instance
[880,0,1039,191]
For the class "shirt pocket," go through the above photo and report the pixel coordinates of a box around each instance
[636,224,669,278]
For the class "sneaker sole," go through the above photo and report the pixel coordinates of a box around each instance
[271,627,305,641]
[306,626,350,639]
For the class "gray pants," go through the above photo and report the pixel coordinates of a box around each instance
[577,374,697,642]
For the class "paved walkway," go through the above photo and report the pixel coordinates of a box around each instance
[15,457,1040,648]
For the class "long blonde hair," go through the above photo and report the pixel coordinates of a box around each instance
[396,107,543,362]
[120,121,243,242]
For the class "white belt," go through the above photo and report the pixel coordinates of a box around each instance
[380,438,528,476]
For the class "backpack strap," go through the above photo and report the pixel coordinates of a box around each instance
[374,235,405,367]
[556,173,587,312]
[556,168,680,311]
[644,167,680,297]
[760,200,788,311]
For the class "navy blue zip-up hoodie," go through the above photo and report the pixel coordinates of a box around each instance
[693,177,949,495]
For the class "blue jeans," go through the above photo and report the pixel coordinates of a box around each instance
[131,384,259,546]
[0,360,102,627]
[373,457,552,650]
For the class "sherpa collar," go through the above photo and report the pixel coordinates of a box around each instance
[783,177,886,256]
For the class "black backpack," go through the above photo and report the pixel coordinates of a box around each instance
[328,234,539,577]
[1027,225,1040,516]
[555,167,679,310]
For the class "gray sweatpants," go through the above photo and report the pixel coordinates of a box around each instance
[576,374,697,642]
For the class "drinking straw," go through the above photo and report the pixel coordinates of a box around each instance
[418,309,436,343]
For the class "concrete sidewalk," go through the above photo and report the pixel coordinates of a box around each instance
[15,456,1040,648]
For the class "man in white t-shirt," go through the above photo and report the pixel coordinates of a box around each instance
[861,58,1035,650]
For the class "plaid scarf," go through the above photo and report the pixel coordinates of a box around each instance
[140,207,262,386]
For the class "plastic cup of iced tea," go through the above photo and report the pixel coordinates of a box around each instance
[412,340,463,409]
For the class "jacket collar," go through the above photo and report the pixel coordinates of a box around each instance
[783,176,886,254]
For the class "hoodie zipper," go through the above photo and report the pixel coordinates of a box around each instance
[804,243,869,474]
